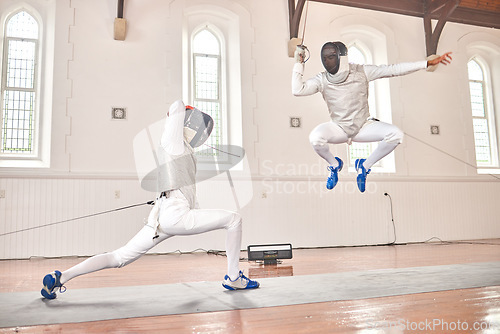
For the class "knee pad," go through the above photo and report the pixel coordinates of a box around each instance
[385,127,404,145]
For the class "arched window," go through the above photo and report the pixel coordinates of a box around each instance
[183,7,246,166]
[467,58,497,167]
[192,28,222,155]
[1,10,39,155]
[347,44,379,167]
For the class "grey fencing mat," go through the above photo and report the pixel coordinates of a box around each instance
[1,261,499,327]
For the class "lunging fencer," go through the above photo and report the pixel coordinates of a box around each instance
[292,42,452,192]
[41,100,259,299]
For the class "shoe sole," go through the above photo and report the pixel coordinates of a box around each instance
[41,273,58,299]
[222,282,260,290]
[355,159,368,193]
[42,274,55,288]
[222,283,237,290]
[357,174,366,193]
[41,288,56,299]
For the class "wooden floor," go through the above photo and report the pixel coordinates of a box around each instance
[1,240,500,333]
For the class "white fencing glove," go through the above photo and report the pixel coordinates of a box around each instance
[294,45,307,63]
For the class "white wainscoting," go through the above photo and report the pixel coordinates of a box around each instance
[1,176,499,259]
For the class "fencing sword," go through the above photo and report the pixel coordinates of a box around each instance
[0,201,155,237]
[295,0,311,63]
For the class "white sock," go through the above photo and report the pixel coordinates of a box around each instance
[363,141,398,170]
[61,252,120,285]
[312,144,339,167]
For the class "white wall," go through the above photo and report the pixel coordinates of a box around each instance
[0,0,499,259]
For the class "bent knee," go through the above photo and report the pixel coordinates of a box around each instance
[385,127,404,145]
[112,248,140,268]
[226,212,242,230]
[309,131,327,147]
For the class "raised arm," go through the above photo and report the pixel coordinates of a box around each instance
[363,61,427,81]
[292,62,321,96]
[364,52,453,81]
[160,100,185,155]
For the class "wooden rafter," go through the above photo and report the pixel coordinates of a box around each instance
[423,0,461,56]
[117,0,124,19]
[426,0,448,14]
[288,0,307,39]
[286,0,490,57]
[308,0,499,29]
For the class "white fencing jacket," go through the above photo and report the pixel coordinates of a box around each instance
[292,60,427,137]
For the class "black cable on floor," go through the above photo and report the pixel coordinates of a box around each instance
[384,192,397,245]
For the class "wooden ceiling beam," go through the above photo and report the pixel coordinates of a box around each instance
[442,7,500,29]
[424,0,460,56]
[289,0,308,39]
[310,0,424,17]
[308,0,500,29]
[427,0,449,14]
[287,0,498,58]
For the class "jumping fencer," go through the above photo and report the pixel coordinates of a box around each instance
[292,42,452,192]
[41,100,259,299]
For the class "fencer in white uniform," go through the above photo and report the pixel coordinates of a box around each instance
[292,42,452,192]
[41,100,259,299]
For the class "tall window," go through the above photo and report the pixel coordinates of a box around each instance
[467,58,497,166]
[1,11,39,155]
[347,44,378,166]
[192,28,222,155]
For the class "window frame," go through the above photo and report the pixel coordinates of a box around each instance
[346,42,381,168]
[191,27,224,156]
[467,56,499,168]
[0,1,54,170]
[188,25,230,165]
[182,5,255,174]
[339,22,397,174]
[1,9,40,158]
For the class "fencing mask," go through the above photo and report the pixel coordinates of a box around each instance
[184,105,214,148]
[321,41,349,83]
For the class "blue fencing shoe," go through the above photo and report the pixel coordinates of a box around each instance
[41,270,66,299]
[326,157,343,190]
[222,271,260,290]
[355,159,371,193]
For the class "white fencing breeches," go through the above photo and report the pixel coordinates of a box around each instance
[309,120,404,169]
[61,192,243,284]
